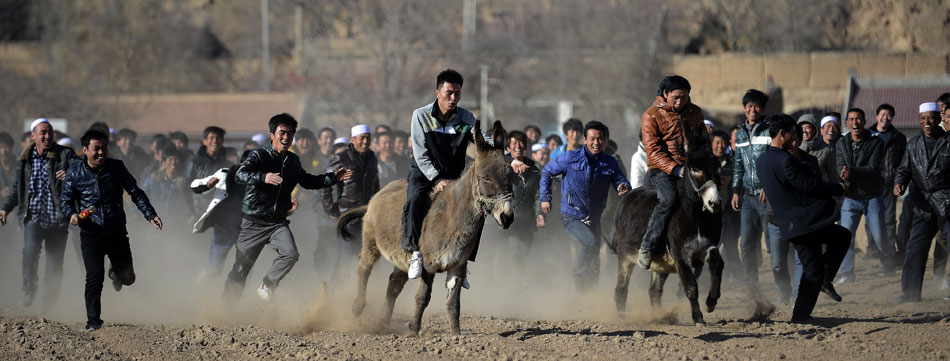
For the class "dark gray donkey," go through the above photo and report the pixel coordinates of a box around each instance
[610,127,724,325]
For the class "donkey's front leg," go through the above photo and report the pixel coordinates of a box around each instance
[446,263,466,335]
[674,256,705,326]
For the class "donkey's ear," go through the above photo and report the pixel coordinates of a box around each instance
[472,119,489,150]
[491,120,506,149]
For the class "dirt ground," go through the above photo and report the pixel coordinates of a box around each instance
[2,216,950,360]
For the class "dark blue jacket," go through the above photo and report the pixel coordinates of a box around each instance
[756,146,843,240]
[540,147,630,221]
[60,158,158,232]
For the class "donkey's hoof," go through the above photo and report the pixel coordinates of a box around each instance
[694,321,707,327]
[705,296,718,312]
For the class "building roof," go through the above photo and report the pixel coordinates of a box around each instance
[104,93,303,134]
[847,76,950,129]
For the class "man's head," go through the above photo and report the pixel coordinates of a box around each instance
[392,130,409,156]
[583,121,609,155]
[295,128,315,156]
[656,75,692,112]
[846,108,866,138]
[30,118,54,153]
[162,148,182,178]
[791,123,804,151]
[436,69,464,114]
[169,131,189,151]
[524,125,541,145]
[372,125,391,151]
[742,89,769,123]
[507,130,528,160]
[202,126,226,156]
[546,134,563,151]
[268,113,298,154]
[88,122,111,140]
[0,132,14,159]
[730,126,739,151]
[937,93,950,128]
[317,126,336,153]
[376,131,394,159]
[768,114,797,150]
[797,114,818,141]
[350,124,372,154]
[531,143,549,165]
[562,118,583,147]
[81,130,110,168]
[920,102,942,138]
[711,130,729,159]
[150,134,168,161]
[116,128,137,154]
[875,104,895,130]
[820,115,839,144]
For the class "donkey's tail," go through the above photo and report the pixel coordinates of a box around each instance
[337,206,368,242]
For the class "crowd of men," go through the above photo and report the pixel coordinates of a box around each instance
[0,68,948,330]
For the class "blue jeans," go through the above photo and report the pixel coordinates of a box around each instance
[839,197,894,277]
[767,222,802,300]
[740,194,770,287]
[208,226,238,276]
[562,216,602,293]
[23,221,68,306]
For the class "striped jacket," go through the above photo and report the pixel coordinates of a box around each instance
[409,101,475,182]
[732,117,772,196]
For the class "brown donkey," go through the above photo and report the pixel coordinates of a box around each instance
[338,119,514,336]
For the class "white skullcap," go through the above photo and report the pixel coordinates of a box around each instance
[251,133,267,145]
[703,119,714,127]
[531,143,547,152]
[820,115,838,128]
[30,118,50,131]
[333,137,348,145]
[57,137,74,147]
[919,102,940,114]
[350,124,371,138]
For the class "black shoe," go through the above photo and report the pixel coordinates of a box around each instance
[790,314,813,323]
[108,269,122,292]
[84,322,102,332]
[820,283,842,302]
[890,294,920,304]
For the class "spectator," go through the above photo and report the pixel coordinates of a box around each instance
[821,114,841,148]
[892,102,950,303]
[549,118,583,160]
[540,121,630,292]
[372,124,392,152]
[322,125,380,282]
[317,127,337,168]
[798,114,838,183]
[293,128,319,172]
[0,131,15,199]
[731,89,773,289]
[376,131,409,187]
[712,130,741,281]
[704,119,715,135]
[392,130,410,158]
[142,149,190,238]
[868,104,906,263]
[524,125,542,145]
[504,130,545,264]
[938,93,950,130]
[113,129,148,178]
[756,114,847,323]
[0,119,81,309]
[530,143,550,168]
[835,108,895,283]
[545,134,563,155]
[191,150,250,280]
[60,129,163,332]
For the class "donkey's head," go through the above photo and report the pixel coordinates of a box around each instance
[471,119,515,229]
[681,124,721,214]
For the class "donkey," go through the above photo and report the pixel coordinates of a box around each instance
[338,119,514,336]
[610,129,724,325]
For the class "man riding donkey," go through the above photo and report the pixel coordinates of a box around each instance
[401,69,528,285]
[638,75,717,270]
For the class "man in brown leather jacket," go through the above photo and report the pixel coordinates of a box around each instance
[638,75,707,269]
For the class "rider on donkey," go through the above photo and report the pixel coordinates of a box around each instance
[638,75,708,270]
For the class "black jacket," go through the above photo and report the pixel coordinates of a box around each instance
[190,146,233,180]
[236,145,337,222]
[872,125,907,187]
[835,130,884,201]
[60,158,157,232]
[757,146,843,240]
[505,155,542,221]
[894,131,950,220]
[321,144,380,218]
[2,143,81,227]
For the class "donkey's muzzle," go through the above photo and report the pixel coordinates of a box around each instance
[499,212,514,229]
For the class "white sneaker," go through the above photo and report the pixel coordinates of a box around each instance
[257,283,272,302]
[408,252,423,279]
